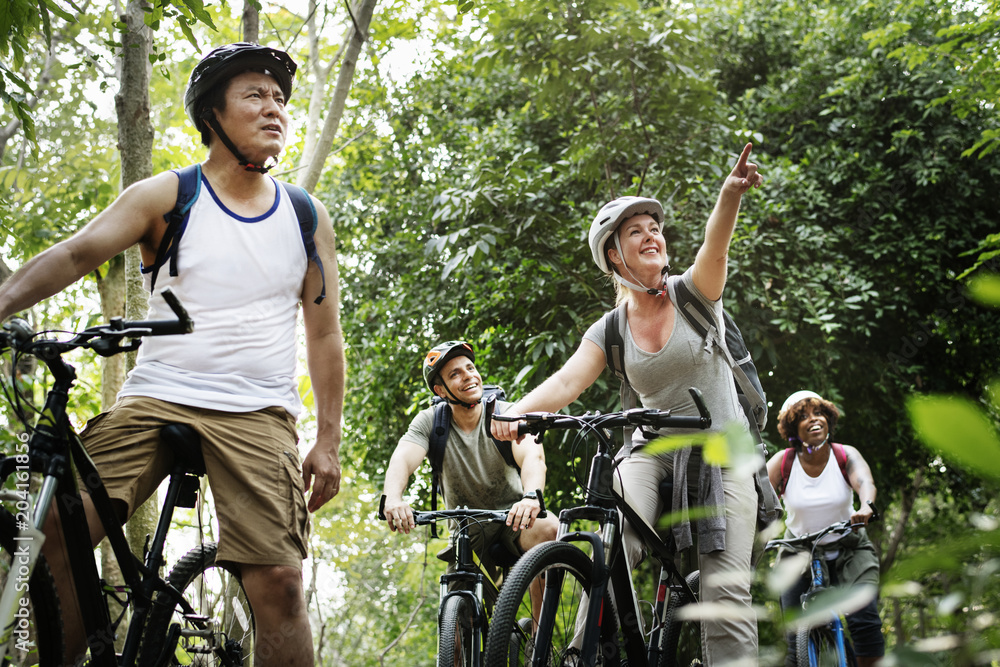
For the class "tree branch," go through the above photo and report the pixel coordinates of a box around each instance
[881,467,923,573]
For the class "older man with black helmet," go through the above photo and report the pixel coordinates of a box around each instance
[0,43,343,665]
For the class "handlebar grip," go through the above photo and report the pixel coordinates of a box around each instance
[116,289,195,336]
[654,416,711,430]
[2,318,34,347]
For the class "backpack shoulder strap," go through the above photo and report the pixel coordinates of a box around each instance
[150,164,201,294]
[278,181,327,305]
[778,447,796,497]
[603,303,638,445]
[427,402,452,538]
[604,303,635,409]
[604,304,628,384]
[667,275,767,427]
[832,443,851,487]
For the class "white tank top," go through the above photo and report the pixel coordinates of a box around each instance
[121,173,307,415]
[783,447,854,545]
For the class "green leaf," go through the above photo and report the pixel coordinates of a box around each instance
[906,395,1000,481]
[784,584,879,630]
[886,527,1000,582]
[967,273,1000,307]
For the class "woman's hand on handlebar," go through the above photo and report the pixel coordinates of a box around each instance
[383,497,416,535]
[850,500,878,529]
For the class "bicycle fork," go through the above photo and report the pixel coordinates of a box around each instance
[805,558,849,667]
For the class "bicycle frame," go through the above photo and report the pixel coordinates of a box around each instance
[805,557,849,667]
[499,391,711,667]
[765,503,880,667]
[440,515,499,665]
[0,291,203,666]
[536,445,697,667]
[378,496,542,666]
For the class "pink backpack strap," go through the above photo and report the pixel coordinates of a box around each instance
[778,447,795,497]
[832,442,851,487]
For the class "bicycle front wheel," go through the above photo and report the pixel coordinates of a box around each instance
[794,623,850,667]
[140,542,255,666]
[438,594,476,667]
[660,570,701,667]
[484,541,615,667]
[0,509,63,667]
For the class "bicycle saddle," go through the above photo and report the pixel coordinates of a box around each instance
[160,423,207,476]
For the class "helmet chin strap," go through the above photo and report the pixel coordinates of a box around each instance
[805,434,830,454]
[793,433,830,454]
[202,111,278,174]
[612,236,670,297]
[442,385,481,410]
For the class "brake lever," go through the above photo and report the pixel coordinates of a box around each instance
[160,288,194,334]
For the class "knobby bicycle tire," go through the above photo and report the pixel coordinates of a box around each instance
[660,570,701,667]
[139,542,255,666]
[795,623,851,667]
[438,594,475,667]
[0,508,63,667]
[483,541,618,667]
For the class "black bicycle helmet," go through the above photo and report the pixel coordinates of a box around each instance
[422,341,475,393]
[184,43,297,172]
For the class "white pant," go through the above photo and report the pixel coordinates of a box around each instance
[616,450,758,666]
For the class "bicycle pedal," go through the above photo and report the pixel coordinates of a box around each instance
[178,614,215,639]
[181,613,211,623]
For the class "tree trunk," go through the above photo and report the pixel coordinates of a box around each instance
[297,0,378,193]
[94,0,155,649]
[242,1,259,44]
[300,0,348,171]
[116,0,156,552]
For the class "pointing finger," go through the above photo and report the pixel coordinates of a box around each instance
[736,142,753,172]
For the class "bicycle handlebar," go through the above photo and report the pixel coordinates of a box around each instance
[377,492,548,523]
[1,288,194,358]
[492,387,712,437]
[764,501,880,553]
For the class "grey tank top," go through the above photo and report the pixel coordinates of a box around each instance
[584,268,748,453]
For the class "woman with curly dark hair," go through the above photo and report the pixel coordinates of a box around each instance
[766,391,884,666]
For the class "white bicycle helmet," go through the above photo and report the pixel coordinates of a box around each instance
[779,390,823,416]
[588,196,670,296]
[588,196,664,274]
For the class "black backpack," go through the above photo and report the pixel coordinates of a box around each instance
[427,386,518,536]
[149,163,327,304]
[603,274,781,529]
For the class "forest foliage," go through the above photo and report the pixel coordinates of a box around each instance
[2,0,999,664]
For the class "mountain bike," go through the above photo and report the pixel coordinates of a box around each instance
[764,502,880,667]
[0,289,255,666]
[483,388,713,667]
[378,494,548,667]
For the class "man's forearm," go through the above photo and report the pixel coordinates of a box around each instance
[0,244,86,321]
[307,330,345,451]
[519,458,547,496]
